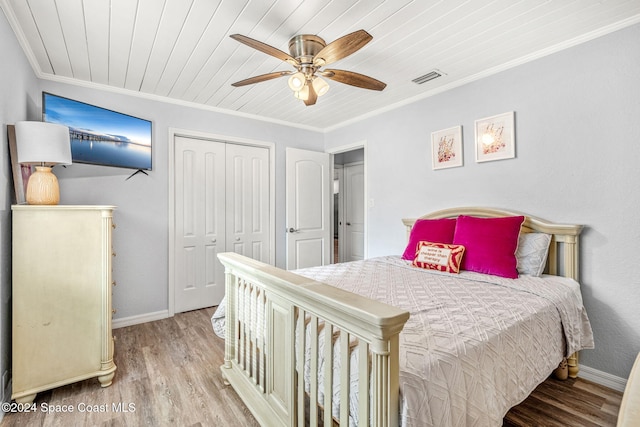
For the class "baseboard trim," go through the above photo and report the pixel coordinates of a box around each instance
[112,310,170,329]
[579,364,627,392]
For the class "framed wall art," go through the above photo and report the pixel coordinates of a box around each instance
[474,111,515,162]
[431,125,463,170]
[7,124,32,204]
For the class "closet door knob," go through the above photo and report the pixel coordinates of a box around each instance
[235,237,241,241]
[288,228,299,233]
[212,238,217,243]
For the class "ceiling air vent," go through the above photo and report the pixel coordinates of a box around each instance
[412,69,445,84]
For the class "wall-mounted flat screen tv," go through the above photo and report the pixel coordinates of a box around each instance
[42,92,152,170]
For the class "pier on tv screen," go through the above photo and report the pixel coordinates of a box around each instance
[42,92,152,171]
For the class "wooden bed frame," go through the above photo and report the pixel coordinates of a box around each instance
[217,207,583,427]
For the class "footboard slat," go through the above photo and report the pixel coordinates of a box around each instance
[296,308,305,426]
[339,329,350,425]
[238,279,245,369]
[359,342,370,426]
[251,285,258,386]
[218,253,410,427]
[323,323,333,427]
[258,288,266,393]
[309,315,319,426]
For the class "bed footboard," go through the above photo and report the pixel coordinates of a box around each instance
[218,253,410,427]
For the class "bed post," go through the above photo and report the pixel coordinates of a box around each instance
[559,230,581,379]
[371,335,401,427]
[564,234,580,282]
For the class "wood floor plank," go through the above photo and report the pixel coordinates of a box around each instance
[504,376,623,427]
[1,307,622,427]
[535,383,617,426]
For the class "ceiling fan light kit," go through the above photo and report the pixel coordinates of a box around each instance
[230,30,386,106]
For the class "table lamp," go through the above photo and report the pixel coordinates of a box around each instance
[15,121,72,205]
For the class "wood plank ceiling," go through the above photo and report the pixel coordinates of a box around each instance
[2,0,639,131]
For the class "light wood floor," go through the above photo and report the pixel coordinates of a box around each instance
[1,308,623,427]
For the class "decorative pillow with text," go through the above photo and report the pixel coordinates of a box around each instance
[412,241,466,274]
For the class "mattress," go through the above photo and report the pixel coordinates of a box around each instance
[212,255,594,426]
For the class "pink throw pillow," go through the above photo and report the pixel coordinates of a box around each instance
[452,215,525,278]
[402,218,457,260]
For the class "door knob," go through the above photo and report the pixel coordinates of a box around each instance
[346,222,351,226]
[288,227,299,233]
[212,238,217,243]
[235,237,241,241]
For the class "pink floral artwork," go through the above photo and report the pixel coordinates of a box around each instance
[431,126,462,170]
[474,112,515,162]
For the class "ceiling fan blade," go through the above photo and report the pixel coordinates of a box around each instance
[313,30,372,67]
[231,71,292,87]
[303,83,318,106]
[321,69,386,91]
[230,34,299,66]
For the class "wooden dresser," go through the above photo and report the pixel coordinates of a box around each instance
[618,352,640,426]
[11,205,117,404]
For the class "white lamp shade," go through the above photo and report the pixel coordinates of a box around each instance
[312,77,330,96]
[15,121,72,165]
[288,72,306,91]
[293,85,310,101]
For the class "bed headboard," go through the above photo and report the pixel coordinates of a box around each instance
[402,207,583,281]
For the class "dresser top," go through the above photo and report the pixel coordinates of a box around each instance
[12,205,116,211]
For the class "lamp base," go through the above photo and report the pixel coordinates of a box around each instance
[26,166,60,205]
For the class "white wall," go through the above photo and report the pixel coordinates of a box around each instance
[0,9,40,405]
[325,24,640,379]
[38,81,324,320]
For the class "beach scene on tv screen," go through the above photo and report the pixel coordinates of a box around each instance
[43,93,152,170]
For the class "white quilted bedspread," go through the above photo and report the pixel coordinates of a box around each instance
[212,256,594,427]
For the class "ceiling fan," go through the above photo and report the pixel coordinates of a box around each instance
[229,30,386,106]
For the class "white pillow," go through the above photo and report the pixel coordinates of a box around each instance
[516,232,552,276]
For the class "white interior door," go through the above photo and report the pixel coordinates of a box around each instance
[286,148,331,270]
[174,136,226,312]
[344,162,365,261]
[226,143,270,262]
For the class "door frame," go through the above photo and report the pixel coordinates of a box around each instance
[327,140,368,261]
[341,161,364,263]
[168,127,276,317]
[334,164,344,263]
